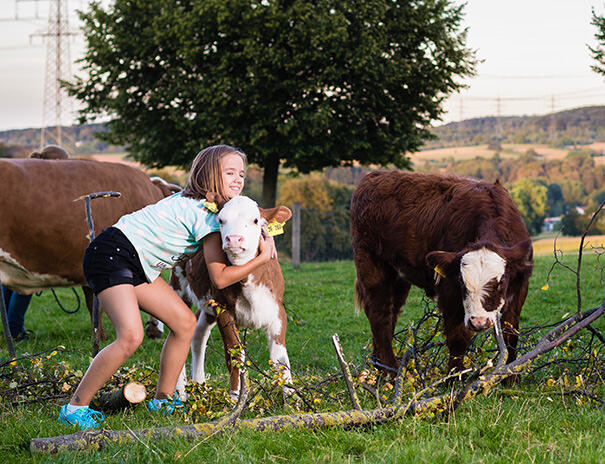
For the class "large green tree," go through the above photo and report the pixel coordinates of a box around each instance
[69,0,476,206]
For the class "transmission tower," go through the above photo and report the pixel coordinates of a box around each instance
[35,0,79,150]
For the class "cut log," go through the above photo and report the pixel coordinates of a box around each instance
[95,382,147,411]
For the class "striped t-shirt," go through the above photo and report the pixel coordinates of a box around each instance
[114,192,219,282]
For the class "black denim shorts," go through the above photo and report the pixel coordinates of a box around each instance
[83,227,149,295]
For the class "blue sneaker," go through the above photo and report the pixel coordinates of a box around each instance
[58,405,105,430]
[146,394,185,415]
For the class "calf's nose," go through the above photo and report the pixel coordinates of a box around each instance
[225,235,244,247]
[468,316,492,331]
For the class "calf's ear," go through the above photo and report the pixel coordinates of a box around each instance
[259,206,292,224]
[503,239,533,269]
[425,251,458,278]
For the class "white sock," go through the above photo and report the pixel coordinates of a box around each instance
[65,403,88,414]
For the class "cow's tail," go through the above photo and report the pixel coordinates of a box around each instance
[354,278,365,315]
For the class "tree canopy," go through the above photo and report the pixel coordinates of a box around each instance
[68,0,476,206]
[590,8,605,78]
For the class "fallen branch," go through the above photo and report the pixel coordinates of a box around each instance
[331,334,361,410]
[30,393,448,454]
[454,303,604,407]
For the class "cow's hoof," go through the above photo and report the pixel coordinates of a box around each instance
[282,385,296,399]
[145,320,163,339]
[229,391,240,402]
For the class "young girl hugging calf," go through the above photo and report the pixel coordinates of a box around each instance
[59,144,276,429]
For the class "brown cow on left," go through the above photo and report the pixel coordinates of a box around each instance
[0,158,177,338]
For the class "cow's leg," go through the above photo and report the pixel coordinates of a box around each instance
[216,310,242,400]
[266,305,293,397]
[502,276,528,365]
[355,250,410,373]
[82,286,106,341]
[145,316,164,339]
[191,310,217,383]
[442,304,474,374]
[499,279,527,385]
[175,365,188,400]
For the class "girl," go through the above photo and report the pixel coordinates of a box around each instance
[58,144,275,429]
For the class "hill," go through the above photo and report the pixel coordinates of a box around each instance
[2,106,604,158]
[427,105,605,148]
[0,122,123,156]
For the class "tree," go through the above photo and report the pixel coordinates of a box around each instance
[68,0,476,206]
[278,175,354,261]
[590,8,605,77]
[508,178,547,236]
[546,183,564,217]
[560,209,582,237]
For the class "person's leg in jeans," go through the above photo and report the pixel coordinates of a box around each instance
[2,287,33,338]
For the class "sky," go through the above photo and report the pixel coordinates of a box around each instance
[0,0,604,132]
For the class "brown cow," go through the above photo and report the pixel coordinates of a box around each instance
[351,171,533,375]
[171,196,293,399]
[0,158,178,338]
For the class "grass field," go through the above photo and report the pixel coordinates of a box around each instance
[0,251,603,463]
[532,234,605,256]
[409,144,571,166]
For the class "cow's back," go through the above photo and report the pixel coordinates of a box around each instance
[0,158,166,292]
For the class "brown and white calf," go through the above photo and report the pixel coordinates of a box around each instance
[350,171,533,374]
[173,196,293,399]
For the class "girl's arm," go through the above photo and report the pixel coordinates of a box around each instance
[203,232,275,289]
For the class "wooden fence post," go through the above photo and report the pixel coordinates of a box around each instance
[292,202,301,269]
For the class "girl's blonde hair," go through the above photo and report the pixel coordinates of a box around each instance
[182,144,247,203]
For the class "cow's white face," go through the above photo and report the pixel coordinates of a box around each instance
[460,248,506,331]
[217,196,264,266]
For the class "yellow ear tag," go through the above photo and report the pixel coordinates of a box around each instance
[267,220,285,236]
[434,265,446,278]
[203,201,218,213]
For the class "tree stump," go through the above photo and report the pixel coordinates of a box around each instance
[95,382,147,411]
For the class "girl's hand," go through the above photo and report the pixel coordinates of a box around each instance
[258,234,277,262]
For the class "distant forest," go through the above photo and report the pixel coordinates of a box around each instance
[426,106,605,148]
[0,123,122,157]
[2,106,604,157]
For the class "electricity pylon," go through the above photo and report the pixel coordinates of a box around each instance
[34,0,79,150]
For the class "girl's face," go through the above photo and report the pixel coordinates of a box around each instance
[220,153,245,199]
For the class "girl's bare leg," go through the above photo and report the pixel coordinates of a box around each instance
[70,284,143,406]
[135,277,197,399]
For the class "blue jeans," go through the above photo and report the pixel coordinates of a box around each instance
[2,287,33,337]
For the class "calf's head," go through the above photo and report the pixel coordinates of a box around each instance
[426,240,533,332]
[217,196,292,265]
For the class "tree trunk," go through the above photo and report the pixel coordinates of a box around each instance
[95,382,147,412]
[261,153,280,208]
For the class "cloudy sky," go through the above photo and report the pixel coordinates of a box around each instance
[0,0,604,132]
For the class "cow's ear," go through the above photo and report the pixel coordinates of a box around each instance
[259,206,292,224]
[503,239,533,269]
[425,251,457,278]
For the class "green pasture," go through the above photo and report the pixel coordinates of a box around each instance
[0,252,603,463]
